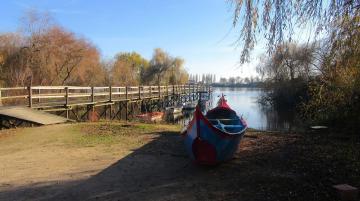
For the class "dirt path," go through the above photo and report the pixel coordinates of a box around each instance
[0,124,124,187]
[0,122,358,201]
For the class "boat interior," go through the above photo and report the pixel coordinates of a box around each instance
[206,108,245,134]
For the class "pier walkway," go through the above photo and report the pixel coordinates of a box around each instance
[0,84,211,128]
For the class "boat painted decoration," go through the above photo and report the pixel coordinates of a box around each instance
[182,95,247,165]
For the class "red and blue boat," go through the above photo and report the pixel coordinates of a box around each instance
[182,95,247,165]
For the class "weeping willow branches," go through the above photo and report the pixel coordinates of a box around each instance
[230,0,360,63]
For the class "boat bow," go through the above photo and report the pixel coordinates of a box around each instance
[183,102,247,165]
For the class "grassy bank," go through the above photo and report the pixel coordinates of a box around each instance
[0,122,359,201]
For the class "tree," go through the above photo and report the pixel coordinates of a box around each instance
[0,33,29,86]
[144,48,174,85]
[235,76,242,84]
[144,48,188,85]
[27,26,105,85]
[0,10,106,86]
[167,57,187,85]
[220,77,227,84]
[301,14,360,128]
[101,60,113,86]
[255,42,316,108]
[230,0,360,63]
[257,42,317,82]
[244,77,250,84]
[228,77,236,85]
[111,52,148,86]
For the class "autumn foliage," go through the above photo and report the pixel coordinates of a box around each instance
[0,11,189,87]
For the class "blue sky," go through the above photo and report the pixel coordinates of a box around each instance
[0,0,263,79]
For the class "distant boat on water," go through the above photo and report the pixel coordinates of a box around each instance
[165,106,183,114]
[182,101,197,110]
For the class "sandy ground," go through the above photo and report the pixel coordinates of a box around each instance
[0,122,358,201]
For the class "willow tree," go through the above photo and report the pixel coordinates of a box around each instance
[0,33,29,87]
[0,10,106,86]
[257,42,317,81]
[167,57,189,85]
[145,48,174,85]
[231,0,360,129]
[230,0,360,63]
[145,49,190,85]
[111,52,149,86]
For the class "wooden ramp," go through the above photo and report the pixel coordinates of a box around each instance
[0,106,69,125]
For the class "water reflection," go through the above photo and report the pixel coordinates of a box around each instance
[211,87,296,131]
[165,87,297,132]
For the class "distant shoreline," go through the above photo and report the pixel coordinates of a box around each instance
[210,84,263,88]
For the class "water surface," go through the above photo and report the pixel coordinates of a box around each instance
[170,87,296,131]
[210,87,295,131]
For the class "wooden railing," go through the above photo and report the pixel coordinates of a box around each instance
[0,84,210,108]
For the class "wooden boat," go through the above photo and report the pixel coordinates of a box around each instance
[136,112,164,122]
[165,112,183,122]
[182,95,247,165]
[165,106,183,114]
[182,101,197,110]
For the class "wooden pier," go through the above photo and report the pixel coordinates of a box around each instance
[0,84,211,128]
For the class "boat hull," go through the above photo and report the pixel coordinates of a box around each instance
[165,107,182,114]
[183,106,246,165]
[136,112,164,123]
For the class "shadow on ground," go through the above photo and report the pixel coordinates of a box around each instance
[0,130,348,201]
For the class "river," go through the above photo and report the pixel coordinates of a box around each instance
[174,87,296,131]
[210,87,297,131]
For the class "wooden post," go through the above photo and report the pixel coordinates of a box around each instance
[118,103,122,120]
[138,86,141,99]
[65,87,69,106]
[28,86,32,108]
[125,102,128,121]
[109,86,112,120]
[125,86,129,121]
[91,87,95,103]
[125,86,128,100]
[38,89,41,103]
[158,85,161,98]
[166,85,169,96]
[0,88,2,107]
[65,87,69,119]
[149,86,152,98]
[91,86,95,112]
[109,86,112,102]
[187,84,189,101]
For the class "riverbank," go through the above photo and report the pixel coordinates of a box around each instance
[0,122,359,201]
